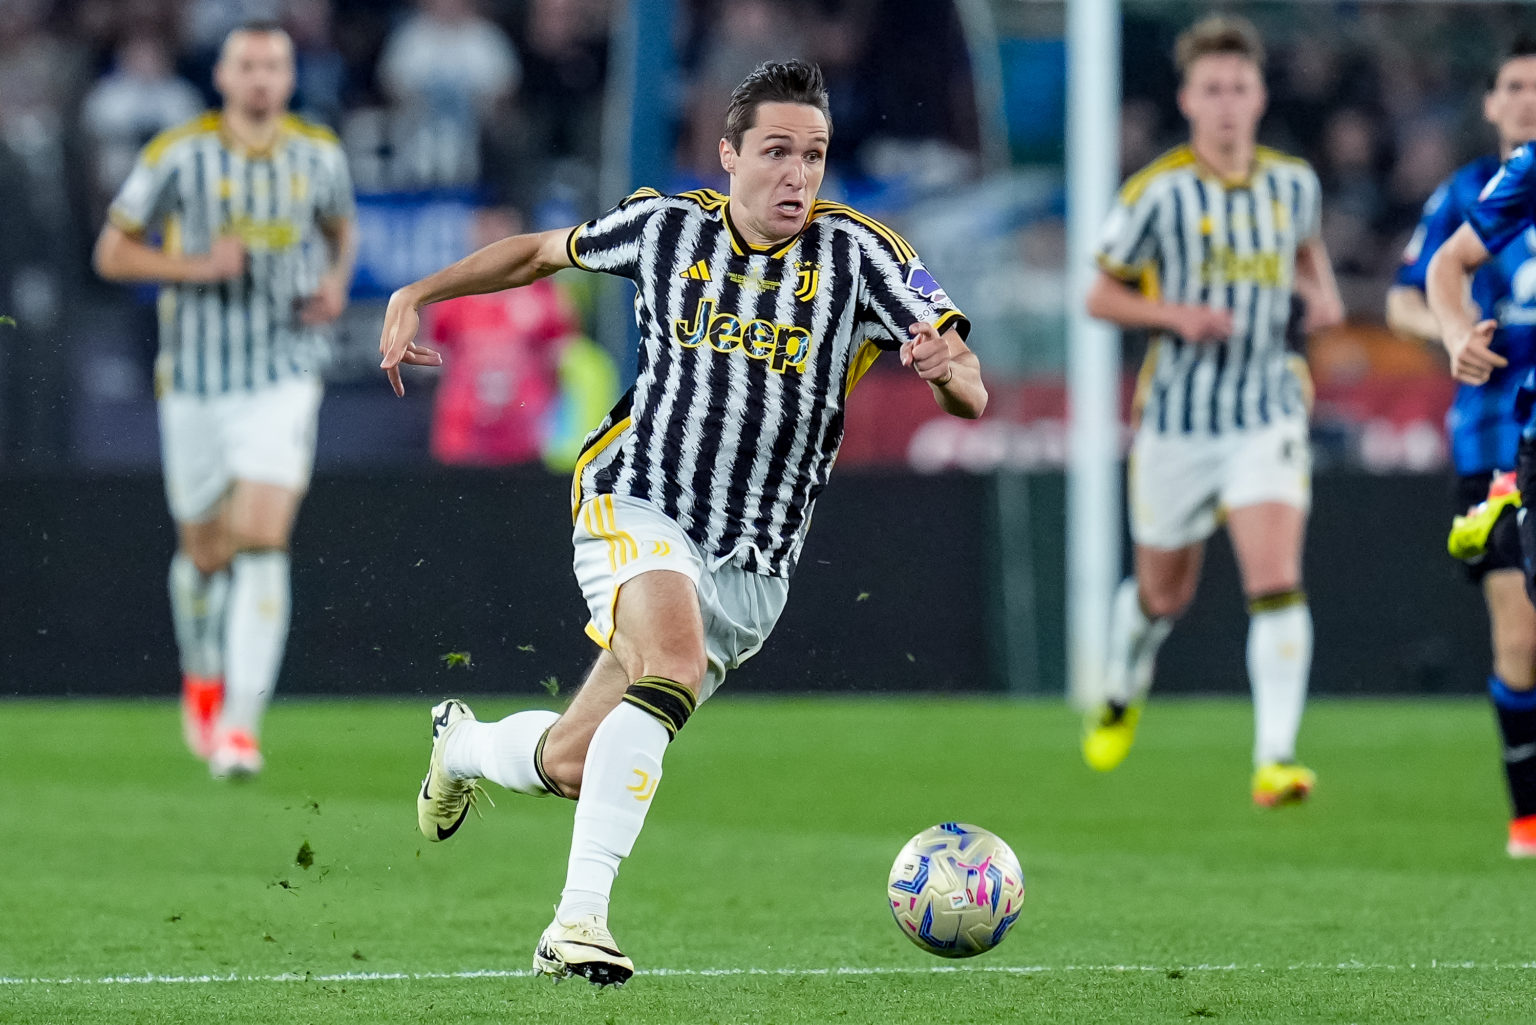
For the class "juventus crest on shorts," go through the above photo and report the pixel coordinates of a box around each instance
[568,188,969,577]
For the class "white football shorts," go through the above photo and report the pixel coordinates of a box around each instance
[158,376,323,523]
[573,493,790,703]
[1128,414,1312,550]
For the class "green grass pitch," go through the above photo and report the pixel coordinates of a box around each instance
[2,695,1533,1024]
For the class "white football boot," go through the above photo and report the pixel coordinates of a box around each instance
[416,698,488,841]
[533,913,634,986]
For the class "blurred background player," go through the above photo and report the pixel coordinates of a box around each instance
[92,21,356,778]
[423,205,616,469]
[1386,37,1536,859]
[381,59,985,984]
[1081,16,1344,805]
[1424,49,1536,859]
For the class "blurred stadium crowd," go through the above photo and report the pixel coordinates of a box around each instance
[0,0,1524,471]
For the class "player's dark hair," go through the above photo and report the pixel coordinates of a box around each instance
[1174,15,1265,80]
[1489,34,1536,90]
[722,59,832,151]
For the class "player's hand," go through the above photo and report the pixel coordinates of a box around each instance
[200,235,246,282]
[900,321,952,385]
[1449,319,1506,385]
[299,273,349,326]
[378,287,442,397]
[1163,304,1233,343]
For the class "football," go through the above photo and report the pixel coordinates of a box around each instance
[887,822,1026,958]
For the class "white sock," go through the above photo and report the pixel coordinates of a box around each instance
[168,553,229,679]
[444,710,561,795]
[556,702,669,922]
[1105,577,1173,705]
[1247,596,1312,766]
[221,549,291,738]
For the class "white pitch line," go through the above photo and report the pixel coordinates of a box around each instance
[4,962,1536,986]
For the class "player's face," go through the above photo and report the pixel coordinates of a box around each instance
[1486,57,1536,152]
[1178,54,1266,152]
[214,31,295,121]
[720,102,829,244]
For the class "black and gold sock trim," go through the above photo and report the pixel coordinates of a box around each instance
[1247,589,1307,615]
[532,727,565,798]
[622,676,697,740]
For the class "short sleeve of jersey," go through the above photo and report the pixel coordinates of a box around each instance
[1469,145,1536,255]
[107,144,179,235]
[313,142,356,223]
[566,188,668,280]
[1094,182,1161,282]
[1395,179,1458,291]
[1295,161,1324,241]
[855,233,970,350]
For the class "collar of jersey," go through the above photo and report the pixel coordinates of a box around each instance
[1185,143,1261,189]
[721,199,807,259]
[216,112,287,159]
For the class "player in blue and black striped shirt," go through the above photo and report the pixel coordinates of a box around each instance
[1422,39,1536,859]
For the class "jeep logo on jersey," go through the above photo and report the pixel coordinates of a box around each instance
[670,298,812,374]
[905,264,949,305]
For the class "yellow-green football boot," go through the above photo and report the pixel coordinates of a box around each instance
[1251,761,1316,807]
[1082,701,1141,772]
[1448,470,1520,561]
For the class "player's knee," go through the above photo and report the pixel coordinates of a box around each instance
[1139,581,1194,620]
[182,540,231,576]
[635,648,707,694]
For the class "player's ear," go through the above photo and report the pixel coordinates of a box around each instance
[719,138,735,176]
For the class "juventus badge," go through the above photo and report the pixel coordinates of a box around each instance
[794,261,820,302]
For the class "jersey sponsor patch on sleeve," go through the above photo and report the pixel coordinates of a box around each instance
[904,264,949,305]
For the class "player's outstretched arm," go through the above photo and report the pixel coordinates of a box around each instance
[1084,269,1232,343]
[92,224,245,284]
[900,323,986,419]
[1384,286,1443,344]
[379,226,576,396]
[1427,223,1505,385]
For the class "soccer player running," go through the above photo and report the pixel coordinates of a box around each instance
[1425,42,1536,860]
[379,60,985,985]
[1388,39,1536,859]
[93,22,356,778]
[1080,16,1344,805]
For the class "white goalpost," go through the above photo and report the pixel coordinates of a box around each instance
[1064,0,1123,706]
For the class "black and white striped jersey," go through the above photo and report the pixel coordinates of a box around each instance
[569,187,969,578]
[108,112,355,397]
[1096,145,1322,436]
